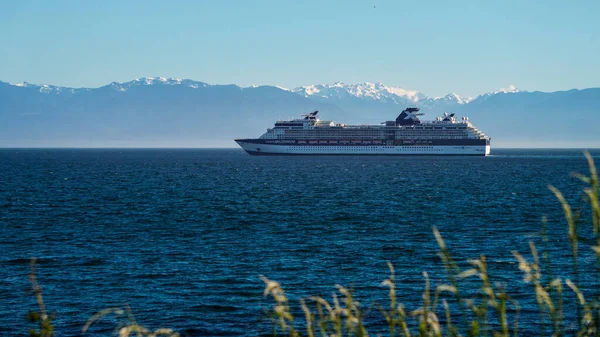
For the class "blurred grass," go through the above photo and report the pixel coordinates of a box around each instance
[25,151,600,336]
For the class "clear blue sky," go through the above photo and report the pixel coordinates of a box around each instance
[1,0,599,97]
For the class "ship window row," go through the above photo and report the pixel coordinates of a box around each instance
[396,134,470,136]
[395,133,468,136]
[285,132,385,136]
[279,136,480,140]
[284,136,386,139]
[286,129,473,132]
[286,147,444,149]
[286,129,471,132]
[282,134,470,139]
[297,126,471,131]
[395,135,477,139]
[284,132,469,136]
[286,146,446,152]
[398,130,469,133]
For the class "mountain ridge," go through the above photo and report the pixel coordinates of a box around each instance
[4,77,517,104]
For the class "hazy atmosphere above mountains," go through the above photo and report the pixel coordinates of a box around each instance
[1,78,598,148]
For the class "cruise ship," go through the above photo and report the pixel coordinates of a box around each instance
[235,108,491,156]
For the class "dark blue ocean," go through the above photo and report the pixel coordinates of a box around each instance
[1,148,600,336]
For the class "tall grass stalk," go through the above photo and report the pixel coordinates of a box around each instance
[27,259,54,337]
[81,303,180,337]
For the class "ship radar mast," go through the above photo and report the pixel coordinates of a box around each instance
[442,113,455,122]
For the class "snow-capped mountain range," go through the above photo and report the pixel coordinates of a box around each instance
[291,81,477,105]
[8,77,516,106]
[11,77,210,94]
[6,77,524,126]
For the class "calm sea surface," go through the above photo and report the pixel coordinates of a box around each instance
[1,148,600,336]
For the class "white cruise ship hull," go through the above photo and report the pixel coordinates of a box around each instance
[236,140,490,156]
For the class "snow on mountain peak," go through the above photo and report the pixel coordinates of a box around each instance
[9,81,41,89]
[275,85,291,92]
[496,84,520,94]
[110,82,126,92]
[385,86,421,102]
[292,81,427,103]
[6,81,81,94]
[433,92,474,104]
[130,77,183,85]
[295,84,321,96]
[114,77,206,91]
[472,84,522,101]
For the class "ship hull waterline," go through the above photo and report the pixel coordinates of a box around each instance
[235,140,491,156]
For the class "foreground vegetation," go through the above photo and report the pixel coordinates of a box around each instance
[27,152,599,336]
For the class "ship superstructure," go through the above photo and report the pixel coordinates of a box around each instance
[235,108,490,156]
